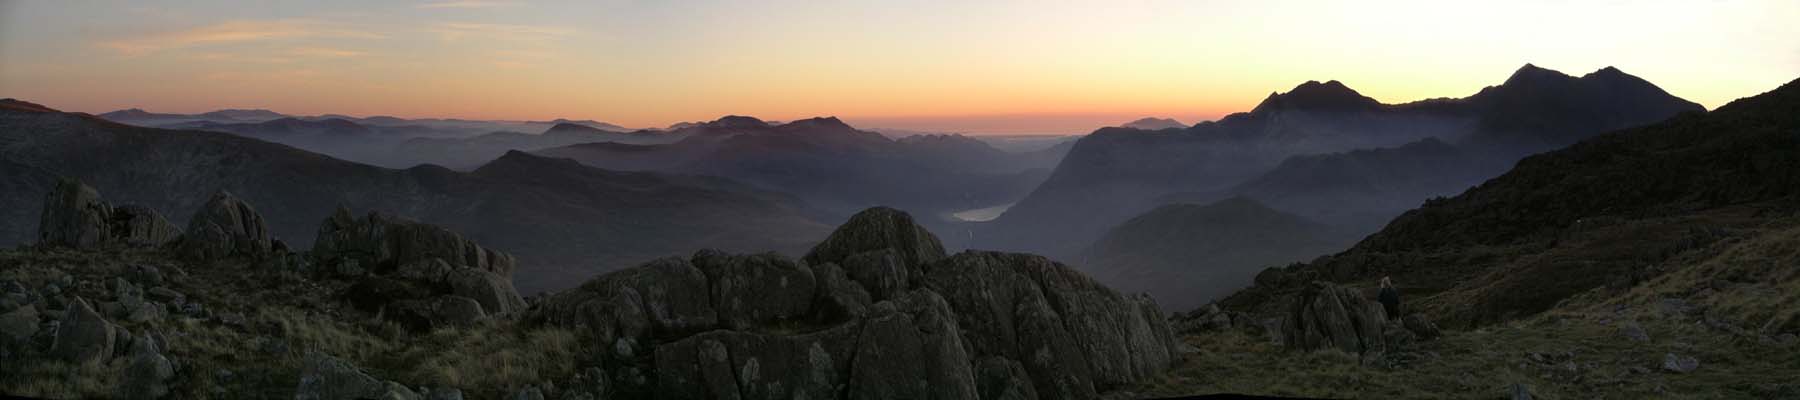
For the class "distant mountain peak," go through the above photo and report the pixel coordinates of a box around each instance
[1120,117,1188,130]
[781,116,854,131]
[710,115,769,128]
[1503,63,1577,86]
[1250,79,1382,114]
[543,122,606,136]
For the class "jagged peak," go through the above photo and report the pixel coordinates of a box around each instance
[1502,63,1577,86]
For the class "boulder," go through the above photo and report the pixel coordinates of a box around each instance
[313,207,515,276]
[295,352,422,400]
[535,257,717,345]
[846,290,978,400]
[922,251,1176,398]
[445,268,526,316]
[51,297,116,366]
[803,207,947,270]
[1402,314,1442,340]
[1620,321,1650,342]
[37,178,112,248]
[1283,281,1388,355]
[178,190,273,260]
[653,322,860,400]
[37,179,182,248]
[112,205,182,247]
[974,356,1040,400]
[1661,353,1699,373]
[808,262,871,323]
[0,305,39,343]
[840,249,912,302]
[117,331,175,400]
[692,251,817,330]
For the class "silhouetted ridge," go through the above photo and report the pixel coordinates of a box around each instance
[1250,80,1383,114]
[779,116,855,131]
[0,98,58,113]
[709,115,769,128]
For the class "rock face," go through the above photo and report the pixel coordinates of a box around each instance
[536,206,1175,399]
[314,207,514,276]
[178,190,273,260]
[118,331,176,399]
[37,179,181,248]
[312,207,526,331]
[51,297,116,366]
[1283,281,1388,355]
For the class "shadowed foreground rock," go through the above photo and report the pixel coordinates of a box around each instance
[312,207,528,331]
[177,190,273,260]
[1283,281,1388,355]
[536,207,1176,399]
[37,178,181,248]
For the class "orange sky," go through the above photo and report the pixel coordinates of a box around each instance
[2,1,1797,134]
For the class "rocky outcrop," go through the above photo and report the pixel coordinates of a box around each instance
[295,353,421,400]
[1283,281,1388,354]
[313,207,515,276]
[804,207,947,273]
[51,297,116,366]
[535,207,1175,399]
[37,179,181,248]
[312,207,527,331]
[177,190,273,260]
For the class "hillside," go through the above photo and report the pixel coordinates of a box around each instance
[1079,197,1357,311]
[0,100,830,293]
[534,116,1067,227]
[980,65,1704,258]
[1219,76,1800,328]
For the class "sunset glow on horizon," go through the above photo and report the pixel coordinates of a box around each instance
[3,0,1797,134]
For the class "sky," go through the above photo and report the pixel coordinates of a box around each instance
[1,0,1797,134]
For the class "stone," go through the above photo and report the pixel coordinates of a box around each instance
[846,290,977,400]
[653,323,860,400]
[126,265,165,287]
[295,352,421,400]
[117,332,176,400]
[922,251,1176,398]
[1508,383,1533,400]
[535,257,717,345]
[37,179,113,248]
[1620,321,1650,342]
[313,207,515,276]
[514,387,545,400]
[393,259,455,286]
[839,248,912,301]
[1402,314,1442,340]
[0,305,39,343]
[177,190,273,260]
[51,297,116,366]
[808,262,871,323]
[112,205,182,247]
[445,269,526,316]
[1283,281,1388,355]
[803,207,948,270]
[974,357,1039,400]
[691,250,817,330]
[1661,353,1699,373]
[343,276,430,314]
[386,296,489,332]
[426,387,465,400]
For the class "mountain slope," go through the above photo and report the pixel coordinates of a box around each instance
[980,65,1703,257]
[0,101,831,293]
[533,116,1067,230]
[1220,77,1800,327]
[1078,197,1357,311]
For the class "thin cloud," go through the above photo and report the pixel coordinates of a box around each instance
[417,1,521,9]
[290,47,366,58]
[428,22,576,41]
[99,19,384,55]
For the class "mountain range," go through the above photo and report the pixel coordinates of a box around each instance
[1222,75,1800,328]
[0,100,829,293]
[979,65,1704,260]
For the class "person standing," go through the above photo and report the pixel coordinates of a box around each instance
[1378,277,1401,321]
